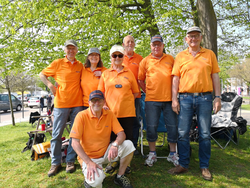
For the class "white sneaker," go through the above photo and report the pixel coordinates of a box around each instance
[167,153,179,166]
[144,152,157,167]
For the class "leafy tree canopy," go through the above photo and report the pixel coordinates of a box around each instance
[0,0,249,72]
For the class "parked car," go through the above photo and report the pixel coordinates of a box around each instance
[17,94,31,102]
[28,96,47,108]
[0,94,22,112]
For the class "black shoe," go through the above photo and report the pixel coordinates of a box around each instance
[114,174,133,188]
[134,149,140,156]
[84,180,92,188]
[105,161,119,174]
[125,165,131,174]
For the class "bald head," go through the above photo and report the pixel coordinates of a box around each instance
[122,35,135,55]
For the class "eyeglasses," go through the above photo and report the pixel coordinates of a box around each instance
[111,54,124,58]
[151,43,163,47]
[187,34,200,39]
[90,98,104,103]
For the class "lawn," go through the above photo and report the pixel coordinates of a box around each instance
[241,104,250,111]
[0,122,250,188]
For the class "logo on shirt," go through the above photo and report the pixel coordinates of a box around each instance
[132,63,137,65]
[71,130,77,134]
[76,71,80,73]
[124,76,129,79]
[202,58,207,61]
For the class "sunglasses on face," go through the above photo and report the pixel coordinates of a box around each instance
[111,54,124,58]
[90,98,104,103]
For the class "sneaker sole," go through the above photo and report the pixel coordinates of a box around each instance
[167,158,179,166]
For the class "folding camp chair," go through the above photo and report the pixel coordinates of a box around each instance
[211,92,243,149]
[139,93,169,159]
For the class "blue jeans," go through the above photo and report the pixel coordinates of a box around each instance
[50,106,83,165]
[145,101,178,143]
[178,93,213,169]
[132,98,141,148]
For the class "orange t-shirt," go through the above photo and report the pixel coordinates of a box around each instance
[172,47,220,93]
[70,108,124,163]
[123,52,143,98]
[138,53,174,102]
[98,66,139,118]
[42,57,83,108]
[81,67,107,107]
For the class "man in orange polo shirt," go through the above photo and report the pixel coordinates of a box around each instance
[70,90,135,188]
[39,39,83,177]
[122,35,143,154]
[138,35,178,167]
[168,26,221,181]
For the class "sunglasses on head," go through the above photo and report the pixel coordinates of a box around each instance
[111,54,124,58]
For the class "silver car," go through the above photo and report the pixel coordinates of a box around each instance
[28,96,47,108]
[0,94,22,112]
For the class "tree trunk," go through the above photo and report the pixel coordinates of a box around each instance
[22,91,24,118]
[196,0,217,57]
[142,0,160,37]
[7,87,15,126]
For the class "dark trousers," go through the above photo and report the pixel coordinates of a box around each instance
[111,117,135,142]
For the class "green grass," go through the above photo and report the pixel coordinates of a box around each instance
[242,96,250,100]
[1,123,250,188]
[241,104,250,111]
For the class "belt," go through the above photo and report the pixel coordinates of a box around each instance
[179,92,212,97]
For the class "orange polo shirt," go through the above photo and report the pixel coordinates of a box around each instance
[138,53,174,102]
[42,57,83,108]
[172,47,220,93]
[123,52,143,98]
[81,67,107,107]
[98,66,139,118]
[70,108,124,162]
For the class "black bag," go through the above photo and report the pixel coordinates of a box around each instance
[236,116,247,135]
[22,132,46,153]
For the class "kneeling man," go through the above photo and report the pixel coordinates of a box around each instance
[70,90,135,188]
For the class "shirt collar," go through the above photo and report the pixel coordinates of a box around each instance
[64,56,78,64]
[87,107,108,118]
[185,46,205,55]
[109,65,129,72]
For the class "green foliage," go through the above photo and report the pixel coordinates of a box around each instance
[228,58,250,88]
[218,49,238,85]
[0,0,249,78]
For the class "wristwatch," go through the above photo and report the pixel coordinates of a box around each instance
[215,96,221,99]
[112,142,119,148]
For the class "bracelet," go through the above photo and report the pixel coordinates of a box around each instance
[215,96,221,99]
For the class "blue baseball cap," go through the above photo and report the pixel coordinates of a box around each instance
[89,90,105,101]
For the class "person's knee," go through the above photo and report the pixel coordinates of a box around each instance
[85,168,105,187]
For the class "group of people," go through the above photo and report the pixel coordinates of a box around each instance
[39,26,222,188]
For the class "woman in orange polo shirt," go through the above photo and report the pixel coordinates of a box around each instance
[81,48,107,110]
[98,45,139,141]
[98,45,139,173]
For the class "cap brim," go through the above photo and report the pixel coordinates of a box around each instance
[65,43,77,47]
